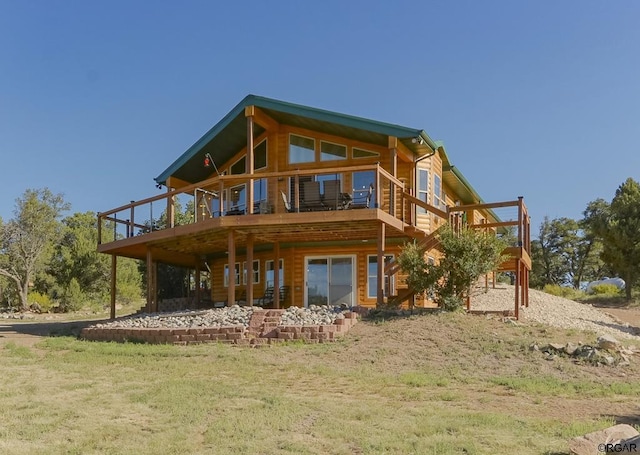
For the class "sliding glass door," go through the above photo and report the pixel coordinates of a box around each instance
[305,256,354,307]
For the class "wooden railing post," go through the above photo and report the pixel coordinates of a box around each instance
[129,201,135,237]
[97,213,102,245]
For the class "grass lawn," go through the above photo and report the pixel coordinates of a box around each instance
[1,311,639,454]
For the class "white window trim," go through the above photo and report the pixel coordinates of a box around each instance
[288,133,316,164]
[224,263,241,287]
[319,140,347,162]
[367,254,395,299]
[418,168,429,214]
[352,147,379,159]
[265,259,284,289]
[242,260,260,285]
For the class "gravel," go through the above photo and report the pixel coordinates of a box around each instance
[91,304,347,330]
[470,284,640,340]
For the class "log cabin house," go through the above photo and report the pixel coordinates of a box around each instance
[97,95,531,318]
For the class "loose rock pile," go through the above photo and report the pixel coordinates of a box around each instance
[530,335,639,366]
[471,285,640,341]
[280,305,345,326]
[92,306,254,329]
[90,304,348,331]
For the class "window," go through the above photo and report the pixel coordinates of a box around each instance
[418,169,429,214]
[367,255,395,298]
[230,157,245,175]
[320,141,346,161]
[289,134,315,164]
[224,263,241,287]
[433,174,443,209]
[242,260,260,285]
[265,259,284,289]
[254,139,267,170]
[353,147,379,159]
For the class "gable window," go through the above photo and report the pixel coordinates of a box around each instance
[320,141,347,161]
[418,169,429,214]
[289,134,315,164]
[433,174,444,210]
[353,147,379,159]
[230,157,245,175]
[254,139,267,170]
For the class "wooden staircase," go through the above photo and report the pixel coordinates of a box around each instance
[384,224,445,308]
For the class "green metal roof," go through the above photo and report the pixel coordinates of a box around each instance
[155,94,439,185]
[154,94,495,220]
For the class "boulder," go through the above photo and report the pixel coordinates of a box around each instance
[570,424,639,455]
[597,334,621,350]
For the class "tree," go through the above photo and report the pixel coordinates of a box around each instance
[530,216,602,289]
[0,189,69,310]
[398,225,507,311]
[48,211,142,310]
[583,178,640,301]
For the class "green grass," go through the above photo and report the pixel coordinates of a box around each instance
[1,312,638,454]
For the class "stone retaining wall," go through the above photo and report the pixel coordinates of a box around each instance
[80,309,358,346]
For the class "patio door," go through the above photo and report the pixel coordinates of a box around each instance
[304,256,355,307]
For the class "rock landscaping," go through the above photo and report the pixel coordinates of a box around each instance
[81,305,358,345]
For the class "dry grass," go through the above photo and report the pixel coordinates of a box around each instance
[1,311,639,454]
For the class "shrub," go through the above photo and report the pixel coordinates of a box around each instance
[27,291,53,313]
[542,284,586,300]
[588,283,621,296]
[398,225,507,311]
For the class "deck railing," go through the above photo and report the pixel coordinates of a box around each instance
[97,163,411,245]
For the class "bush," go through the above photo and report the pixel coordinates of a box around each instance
[60,278,85,312]
[588,283,621,296]
[27,291,53,313]
[542,284,585,300]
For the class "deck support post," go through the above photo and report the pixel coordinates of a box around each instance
[514,258,520,320]
[227,230,236,306]
[246,107,255,214]
[377,222,386,307]
[246,233,254,306]
[110,254,117,319]
[167,188,175,228]
[195,260,201,307]
[146,248,156,313]
[273,241,281,308]
[389,137,397,216]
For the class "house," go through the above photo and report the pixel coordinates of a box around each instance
[97,95,531,318]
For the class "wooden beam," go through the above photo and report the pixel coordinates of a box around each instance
[273,241,280,308]
[195,260,201,305]
[146,248,153,313]
[167,189,175,228]
[253,107,279,131]
[246,233,254,306]
[110,255,117,319]
[227,230,235,306]
[246,111,254,215]
[449,200,520,212]
[377,222,386,307]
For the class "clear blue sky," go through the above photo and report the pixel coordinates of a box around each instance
[1,1,638,233]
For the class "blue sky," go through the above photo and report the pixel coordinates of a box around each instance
[1,1,638,233]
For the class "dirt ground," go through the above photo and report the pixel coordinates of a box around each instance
[1,304,639,347]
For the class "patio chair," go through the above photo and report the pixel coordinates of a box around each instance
[322,179,341,210]
[351,184,374,209]
[301,181,324,211]
[255,286,290,308]
[280,191,295,212]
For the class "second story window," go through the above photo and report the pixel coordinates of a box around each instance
[433,174,444,209]
[418,169,429,214]
[289,134,315,164]
[320,141,346,161]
